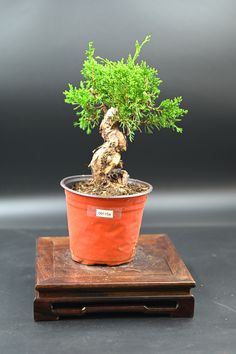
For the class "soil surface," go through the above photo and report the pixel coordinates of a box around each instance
[72,178,150,197]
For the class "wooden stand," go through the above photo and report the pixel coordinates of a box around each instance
[34,234,195,321]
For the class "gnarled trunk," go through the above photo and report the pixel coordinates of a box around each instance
[89,107,129,185]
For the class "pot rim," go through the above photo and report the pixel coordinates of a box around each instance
[60,174,153,199]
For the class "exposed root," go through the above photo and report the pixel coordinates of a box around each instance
[89,107,129,186]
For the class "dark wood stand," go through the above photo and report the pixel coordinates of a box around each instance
[34,234,195,321]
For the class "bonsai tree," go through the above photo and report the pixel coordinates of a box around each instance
[63,35,188,195]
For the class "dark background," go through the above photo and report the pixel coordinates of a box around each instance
[1,0,236,197]
[0,1,236,353]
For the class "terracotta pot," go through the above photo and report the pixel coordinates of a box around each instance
[60,175,152,266]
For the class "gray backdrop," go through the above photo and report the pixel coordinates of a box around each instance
[0,0,235,227]
[1,2,236,353]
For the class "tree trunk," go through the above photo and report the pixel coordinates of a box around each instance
[89,107,129,185]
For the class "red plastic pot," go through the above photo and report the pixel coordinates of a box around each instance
[60,175,153,266]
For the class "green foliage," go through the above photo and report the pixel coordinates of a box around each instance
[63,36,188,141]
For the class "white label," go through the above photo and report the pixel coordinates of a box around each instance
[96,209,114,218]
[87,205,122,219]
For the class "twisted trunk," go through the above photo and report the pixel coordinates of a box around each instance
[89,107,129,186]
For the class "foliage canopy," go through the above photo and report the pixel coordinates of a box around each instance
[63,36,188,141]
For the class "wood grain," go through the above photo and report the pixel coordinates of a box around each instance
[34,234,195,320]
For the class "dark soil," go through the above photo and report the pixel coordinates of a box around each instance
[72,178,150,197]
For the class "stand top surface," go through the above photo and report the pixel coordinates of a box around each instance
[35,234,195,291]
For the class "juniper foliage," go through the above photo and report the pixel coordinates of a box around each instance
[63,36,188,141]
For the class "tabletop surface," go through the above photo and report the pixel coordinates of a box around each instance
[0,226,236,354]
